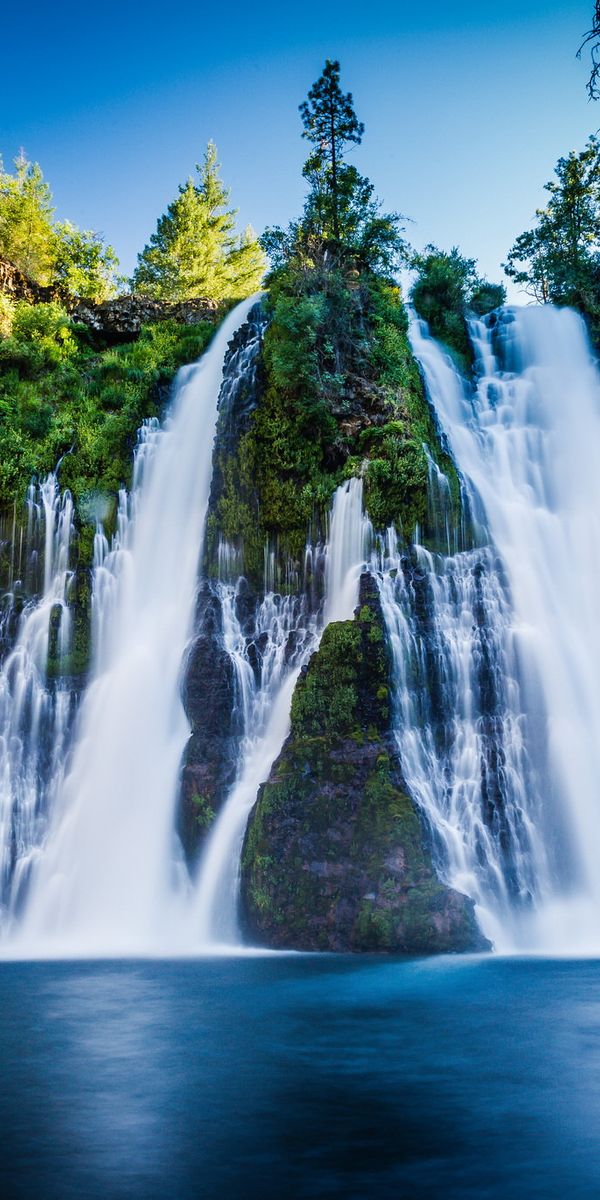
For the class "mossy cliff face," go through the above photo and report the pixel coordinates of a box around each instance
[209,267,460,588]
[240,573,486,953]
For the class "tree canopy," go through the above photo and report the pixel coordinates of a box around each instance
[411,246,506,366]
[503,136,600,338]
[0,152,120,301]
[132,142,266,303]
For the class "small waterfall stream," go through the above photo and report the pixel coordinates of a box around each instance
[0,477,77,925]
[192,477,373,947]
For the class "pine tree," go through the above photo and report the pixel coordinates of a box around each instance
[299,59,364,240]
[133,142,265,302]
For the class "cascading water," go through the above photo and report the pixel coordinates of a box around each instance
[192,477,373,947]
[374,530,551,948]
[399,306,600,950]
[15,295,261,955]
[0,476,77,926]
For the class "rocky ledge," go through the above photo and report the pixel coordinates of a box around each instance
[240,573,488,954]
[0,257,218,344]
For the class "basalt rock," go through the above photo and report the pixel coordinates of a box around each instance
[0,256,219,344]
[0,257,63,305]
[71,294,219,344]
[240,572,487,954]
[178,582,240,865]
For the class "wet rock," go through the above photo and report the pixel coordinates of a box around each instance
[178,584,239,865]
[240,573,487,954]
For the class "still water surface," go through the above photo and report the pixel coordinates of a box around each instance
[1,955,599,1198]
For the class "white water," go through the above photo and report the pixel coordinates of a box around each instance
[407,306,600,951]
[16,295,261,955]
[193,477,372,947]
[0,476,76,924]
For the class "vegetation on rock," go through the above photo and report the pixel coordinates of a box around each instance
[410,245,506,371]
[209,61,458,586]
[241,574,486,953]
[0,300,218,542]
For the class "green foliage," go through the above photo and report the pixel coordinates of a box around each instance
[132,141,266,302]
[0,294,14,337]
[503,136,600,342]
[0,152,120,299]
[190,793,215,829]
[0,301,216,534]
[213,260,459,580]
[410,245,506,370]
[0,152,55,283]
[291,621,361,736]
[53,221,121,301]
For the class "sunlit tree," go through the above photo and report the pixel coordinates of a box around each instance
[133,142,266,302]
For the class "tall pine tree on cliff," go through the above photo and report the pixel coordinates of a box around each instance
[133,142,265,302]
[299,59,364,241]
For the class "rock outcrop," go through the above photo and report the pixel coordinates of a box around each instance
[178,583,240,864]
[0,256,218,344]
[240,573,487,953]
[71,295,219,344]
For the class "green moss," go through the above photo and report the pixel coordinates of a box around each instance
[241,578,484,953]
[211,266,460,585]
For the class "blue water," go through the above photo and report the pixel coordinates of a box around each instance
[1,955,600,1198]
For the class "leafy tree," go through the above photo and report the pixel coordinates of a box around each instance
[411,245,506,366]
[503,137,600,331]
[132,141,265,302]
[0,152,56,283]
[0,151,120,300]
[53,221,120,302]
[299,59,364,240]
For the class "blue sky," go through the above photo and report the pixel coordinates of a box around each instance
[1,0,596,295]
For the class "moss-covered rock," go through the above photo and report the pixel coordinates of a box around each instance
[240,573,487,954]
[209,265,461,588]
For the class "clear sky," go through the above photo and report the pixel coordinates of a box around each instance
[1,0,596,294]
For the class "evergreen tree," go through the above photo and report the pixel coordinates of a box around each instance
[263,60,406,275]
[299,59,364,240]
[0,152,56,283]
[132,142,265,302]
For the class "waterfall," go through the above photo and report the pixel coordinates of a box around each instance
[374,532,550,949]
[192,477,372,948]
[399,306,600,951]
[0,476,76,926]
[15,295,261,956]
